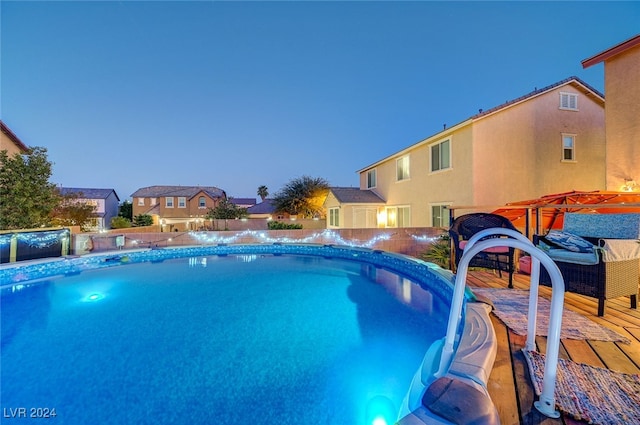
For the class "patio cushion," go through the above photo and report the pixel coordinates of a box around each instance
[544,230,595,253]
[459,240,509,253]
[544,247,600,265]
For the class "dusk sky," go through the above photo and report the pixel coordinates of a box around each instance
[2,1,639,202]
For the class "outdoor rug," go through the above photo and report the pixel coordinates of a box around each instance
[523,349,640,424]
[473,288,630,343]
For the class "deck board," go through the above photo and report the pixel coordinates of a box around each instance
[466,268,640,424]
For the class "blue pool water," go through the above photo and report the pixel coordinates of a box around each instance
[1,248,453,425]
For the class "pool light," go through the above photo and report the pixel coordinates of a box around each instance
[82,293,105,302]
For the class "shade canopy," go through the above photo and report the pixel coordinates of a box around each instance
[492,190,640,234]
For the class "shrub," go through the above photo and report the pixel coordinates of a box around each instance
[420,233,451,269]
[267,221,303,230]
[111,216,132,229]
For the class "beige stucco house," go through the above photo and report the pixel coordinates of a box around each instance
[582,34,640,193]
[0,121,29,157]
[326,77,606,229]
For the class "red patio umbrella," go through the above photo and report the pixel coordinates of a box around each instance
[492,190,640,235]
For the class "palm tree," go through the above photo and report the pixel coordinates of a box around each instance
[257,185,269,201]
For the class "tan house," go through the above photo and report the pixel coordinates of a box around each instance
[582,34,640,193]
[131,185,226,231]
[1,121,29,157]
[327,77,606,229]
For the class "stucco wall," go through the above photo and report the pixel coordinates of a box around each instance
[473,85,606,205]
[604,46,640,190]
[74,227,445,259]
[0,131,25,157]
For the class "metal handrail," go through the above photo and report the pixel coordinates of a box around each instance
[438,228,565,418]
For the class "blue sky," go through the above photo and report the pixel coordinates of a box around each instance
[2,1,639,202]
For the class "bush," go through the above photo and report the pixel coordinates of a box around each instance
[420,233,451,269]
[267,221,303,230]
[111,216,132,229]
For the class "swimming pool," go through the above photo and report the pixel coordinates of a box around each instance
[0,244,485,424]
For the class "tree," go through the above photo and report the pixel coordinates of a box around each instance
[272,176,329,218]
[133,214,154,227]
[206,197,248,230]
[111,216,132,229]
[50,192,97,231]
[0,147,60,230]
[118,200,133,220]
[257,185,269,201]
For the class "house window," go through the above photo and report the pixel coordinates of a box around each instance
[166,197,174,208]
[178,197,186,208]
[138,198,145,206]
[396,156,410,181]
[366,169,377,189]
[329,208,340,227]
[432,205,450,227]
[151,198,157,205]
[559,92,578,110]
[562,134,576,161]
[198,196,206,208]
[431,139,451,172]
[386,206,410,228]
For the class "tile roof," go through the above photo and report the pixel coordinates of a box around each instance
[329,187,386,204]
[60,187,120,201]
[247,199,277,214]
[131,185,225,199]
[230,198,257,206]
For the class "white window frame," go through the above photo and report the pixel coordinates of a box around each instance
[165,197,174,208]
[151,198,157,206]
[138,198,145,206]
[366,169,377,189]
[178,197,186,208]
[385,206,410,228]
[431,204,451,228]
[396,156,410,182]
[559,92,578,111]
[329,207,340,227]
[198,196,206,209]
[430,138,451,172]
[562,133,576,162]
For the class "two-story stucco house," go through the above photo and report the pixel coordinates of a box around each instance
[325,76,606,229]
[582,34,640,193]
[60,187,120,231]
[1,121,29,157]
[131,185,226,231]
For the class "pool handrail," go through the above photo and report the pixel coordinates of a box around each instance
[439,228,564,419]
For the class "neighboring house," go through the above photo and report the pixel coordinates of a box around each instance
[324,187,385,229]
[0,121,29,157]
[582,34,640,193]
[60,187,120,231]
[337,76,606,229]
[131,185,226,231]
[246,199,290,220]
[230,198,257,209]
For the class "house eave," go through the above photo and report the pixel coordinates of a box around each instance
[582,34,640,68]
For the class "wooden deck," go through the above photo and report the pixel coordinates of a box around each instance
[467,269,640,425]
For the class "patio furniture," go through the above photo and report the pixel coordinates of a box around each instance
[535,213,640,316]
[449,213,520,288]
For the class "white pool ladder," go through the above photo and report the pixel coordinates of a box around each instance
[439,228,565,418]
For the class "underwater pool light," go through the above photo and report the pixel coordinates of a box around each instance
[82,293,105,302]
[365,396,395,425]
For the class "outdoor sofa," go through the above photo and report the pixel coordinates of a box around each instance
[535,213,640,316]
